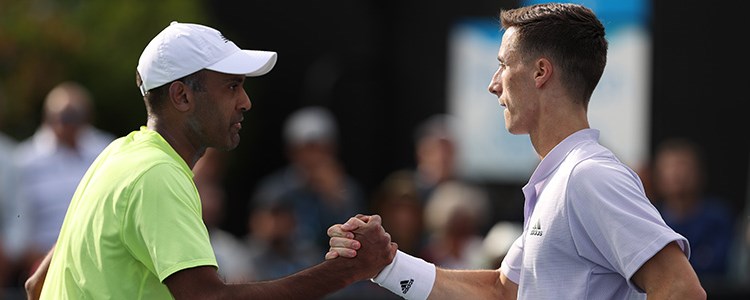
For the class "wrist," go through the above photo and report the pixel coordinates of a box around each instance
[371,250,436,300]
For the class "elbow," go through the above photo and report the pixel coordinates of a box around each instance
[671,281,706,300]
[645,278,706,299]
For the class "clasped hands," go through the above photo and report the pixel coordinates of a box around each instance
[326,214,397,279]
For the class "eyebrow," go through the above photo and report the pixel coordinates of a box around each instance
[225,76,245,84]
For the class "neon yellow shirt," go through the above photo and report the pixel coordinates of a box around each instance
[41,126,217,299]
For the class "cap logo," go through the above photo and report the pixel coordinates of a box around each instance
[219,33,230,43]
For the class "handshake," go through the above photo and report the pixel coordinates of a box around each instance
[325,214,392,261]
[325,214,437,300]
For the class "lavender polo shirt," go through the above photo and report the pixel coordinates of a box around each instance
[500,129,689,299]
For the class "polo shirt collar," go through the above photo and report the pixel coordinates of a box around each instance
[521,128,600,222]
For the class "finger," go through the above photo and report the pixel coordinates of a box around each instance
[329,236,361,250]
[367,214,382,226]
[327,247,358,259]
[327,224,355,239]
[341,216,367,231]
[353,214,385,235]
[325,251,339,260]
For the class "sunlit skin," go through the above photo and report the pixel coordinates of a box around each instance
[487,27,589,160]
[149,70,251,168]
[488,27,541,137]
[187,71,250,151]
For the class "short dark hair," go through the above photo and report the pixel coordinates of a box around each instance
[500,3,608,107]
[137,70,207,113]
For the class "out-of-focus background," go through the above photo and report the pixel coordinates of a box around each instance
[1,0,748,299]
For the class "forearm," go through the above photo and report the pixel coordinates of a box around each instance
[428,268,514,300]
[219,259,360,300]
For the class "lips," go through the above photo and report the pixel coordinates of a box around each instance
[231,120,243,131]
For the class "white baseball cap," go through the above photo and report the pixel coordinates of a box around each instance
[283,106,338,145]
[137,21,277,96]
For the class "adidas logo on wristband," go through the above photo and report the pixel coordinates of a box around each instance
[372,251,436,299]
[400,279,414,294]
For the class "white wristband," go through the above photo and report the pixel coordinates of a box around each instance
[371,250,436,300]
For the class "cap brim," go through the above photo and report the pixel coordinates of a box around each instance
[205,50,277,77]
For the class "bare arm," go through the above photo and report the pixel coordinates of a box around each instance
[166,215,397,299]
[25,245,54,300]
[631,241,706,300]
[427,268,517,300]
[328,215,518,300]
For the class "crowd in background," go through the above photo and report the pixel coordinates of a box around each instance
[0,82,748,299]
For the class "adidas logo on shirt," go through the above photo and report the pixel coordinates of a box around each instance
[529,220,543,236]
[400,279,414,294]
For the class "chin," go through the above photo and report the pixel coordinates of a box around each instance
[213,141,238,152]
[224,134,241,150]
[224,141,239,151]
[506,125,525,135]
[229,140,241,150]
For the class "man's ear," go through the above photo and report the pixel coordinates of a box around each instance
[534,57,553,88]
[168,81,191,112]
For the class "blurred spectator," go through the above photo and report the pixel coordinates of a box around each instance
[413,114,458,202]
[420,180,491,270]
[9,81,115,278]
[0,129,18,297]
[244,197,320,281]
[248,106,366,255]
[193,148,253,283]
[652,137,735,282]
[479,221,523,269]
[370,169,427,257]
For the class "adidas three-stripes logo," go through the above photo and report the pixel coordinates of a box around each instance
[400,279,414,294]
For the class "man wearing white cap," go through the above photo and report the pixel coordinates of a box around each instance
[24,21,396,299]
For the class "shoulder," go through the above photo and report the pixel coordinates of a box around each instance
[566,154,645,208]
[105,137,191,191]
[136,162,192,187]
[13,136,39,162]
[568,153,635,188]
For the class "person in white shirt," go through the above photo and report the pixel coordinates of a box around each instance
[10,81,115,276]
[326,3,706,299]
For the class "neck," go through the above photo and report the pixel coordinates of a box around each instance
[147,117,205,169]
[530,102,589,159]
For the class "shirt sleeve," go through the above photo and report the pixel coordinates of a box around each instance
[499,235,523,284]
[122,163,218,282]
[566,158,689,290]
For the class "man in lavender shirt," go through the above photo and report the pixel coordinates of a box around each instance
[326,3,705,299]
